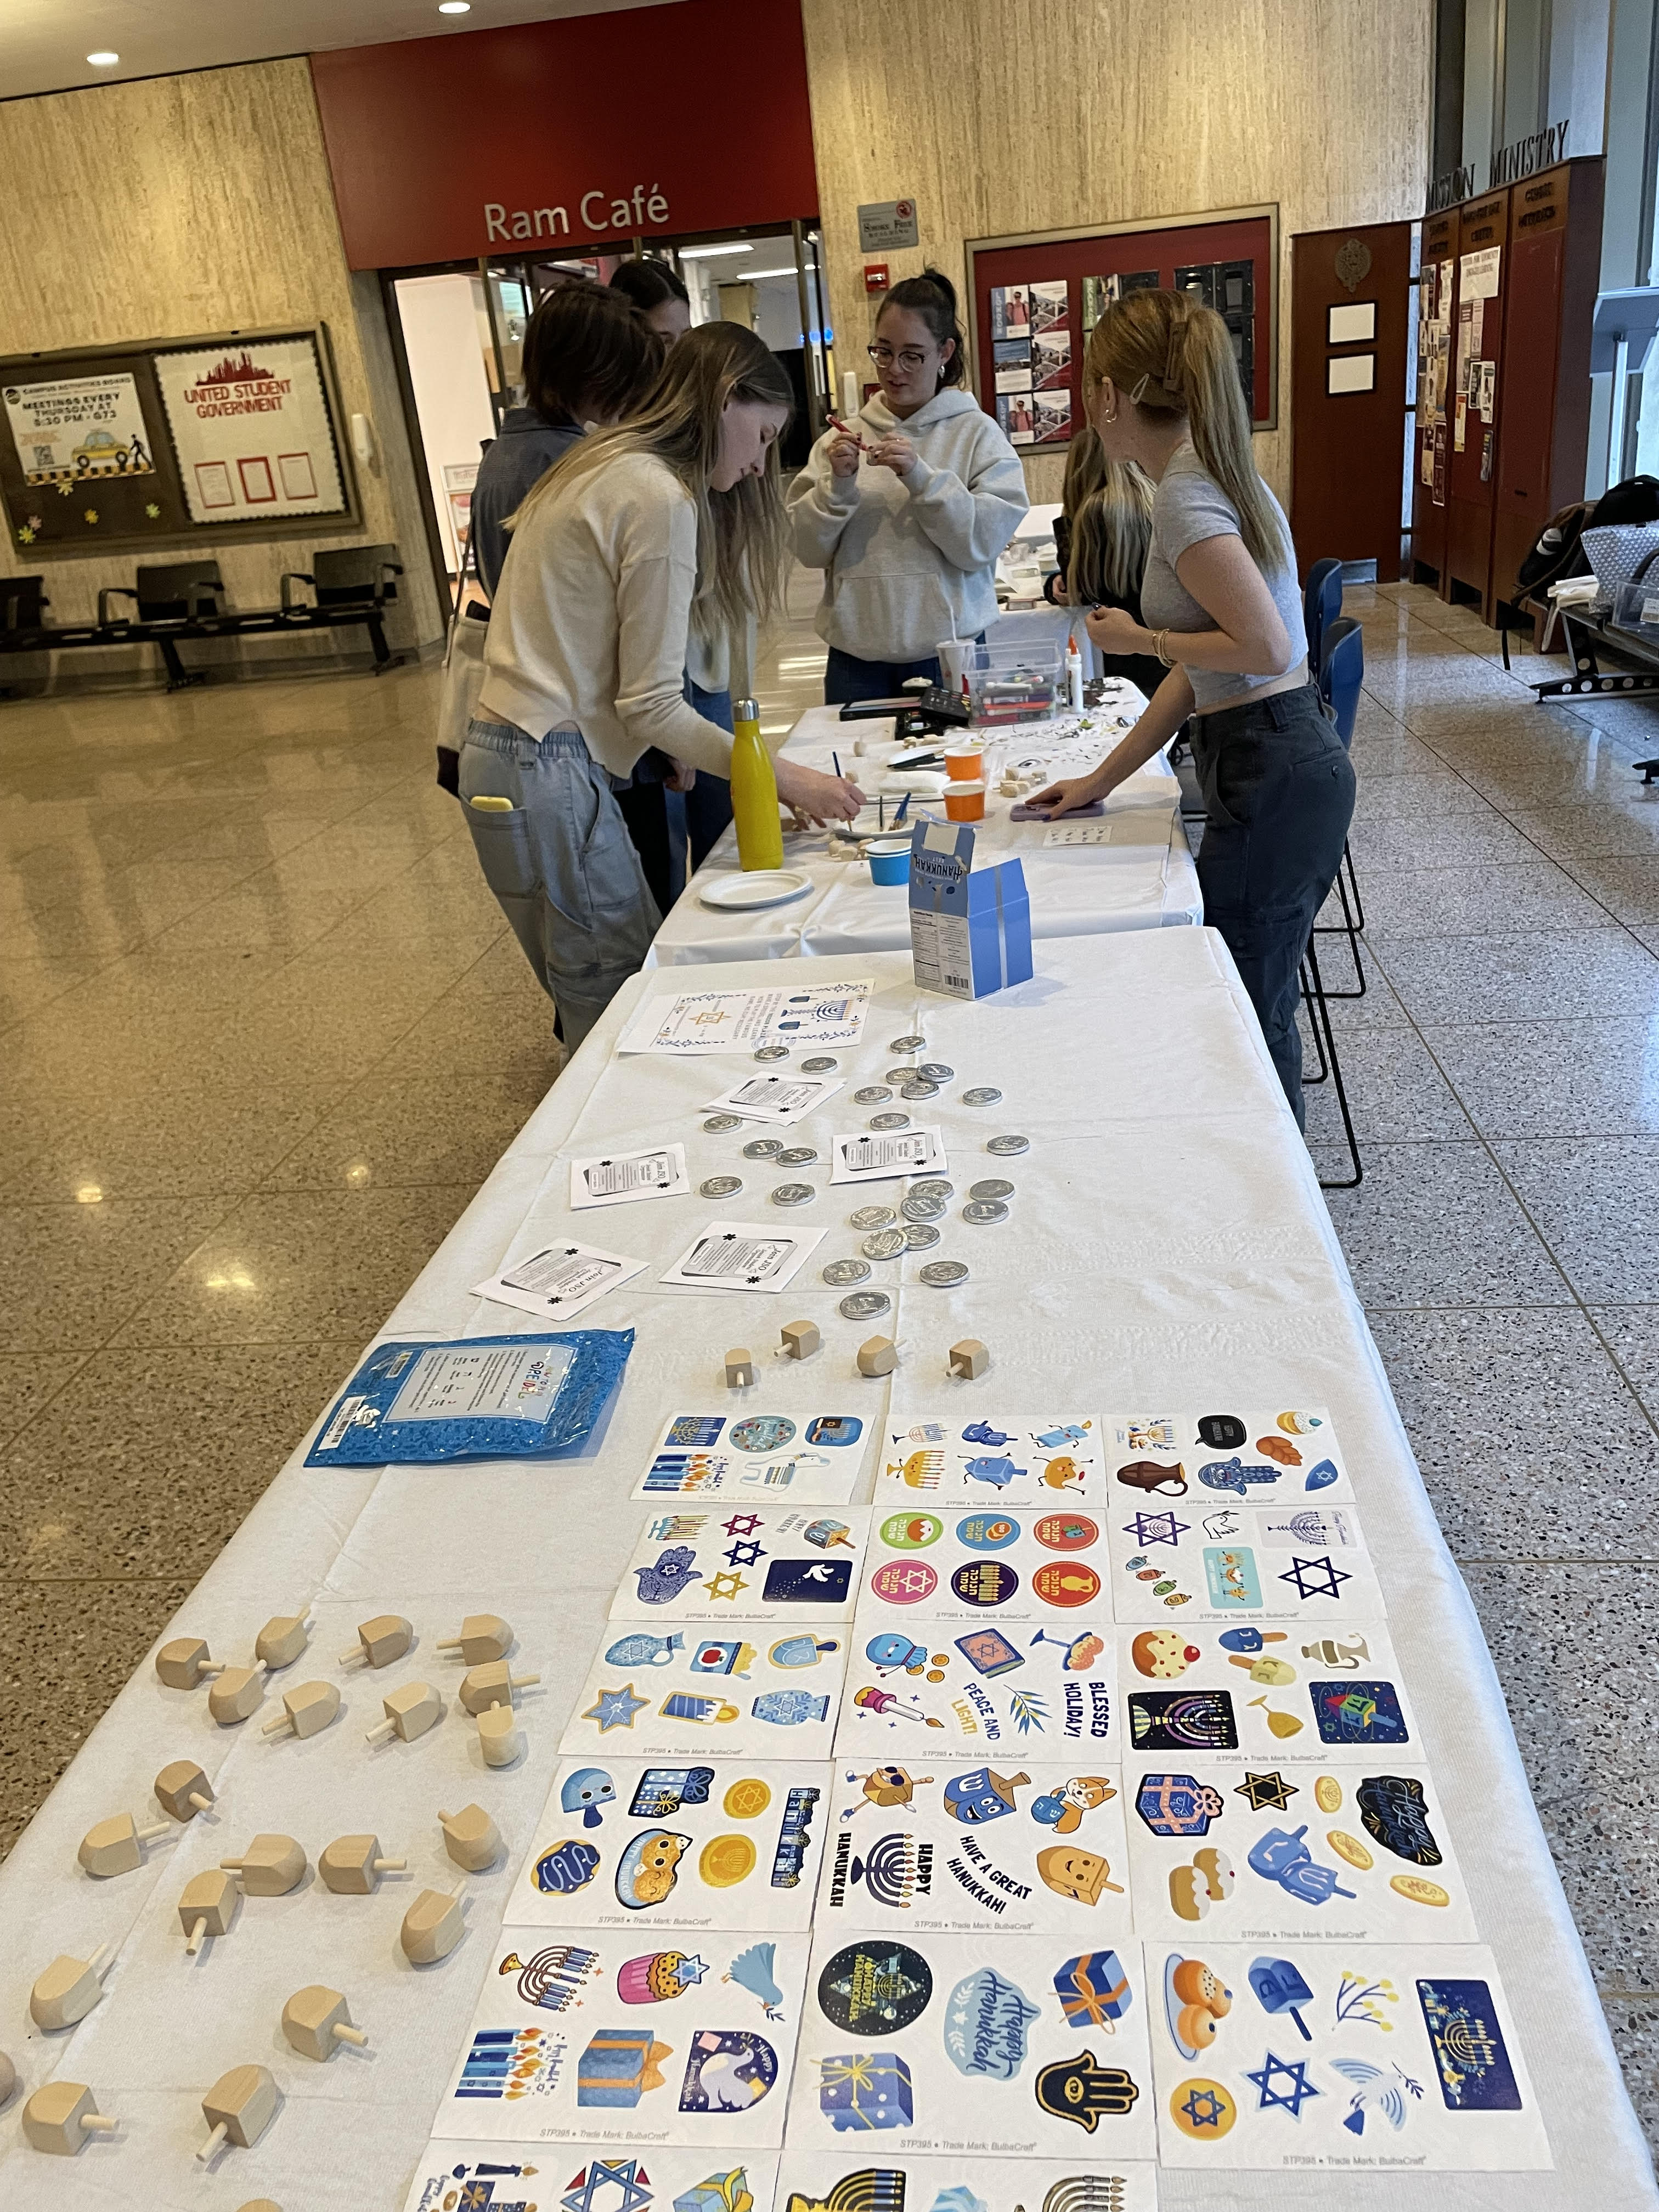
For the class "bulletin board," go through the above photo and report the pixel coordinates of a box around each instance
[0,323,359,558]
[964,205,1279,449]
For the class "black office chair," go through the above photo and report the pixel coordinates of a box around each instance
[280,545,403,611]
[1,575,48,634]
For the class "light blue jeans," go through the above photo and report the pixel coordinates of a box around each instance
[460,718,661,1051]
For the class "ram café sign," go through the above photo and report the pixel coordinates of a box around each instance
[485,182,670,244]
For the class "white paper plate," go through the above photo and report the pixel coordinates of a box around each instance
[698,868,815,911]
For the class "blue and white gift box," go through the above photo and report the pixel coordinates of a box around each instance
[907,820,1033,1000]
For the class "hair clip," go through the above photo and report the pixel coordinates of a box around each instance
[1129,373,1151,405]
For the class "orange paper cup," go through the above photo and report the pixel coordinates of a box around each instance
[944,780,986,822]
[944,744,987,781]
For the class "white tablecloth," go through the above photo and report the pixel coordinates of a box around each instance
[0,933,1651,2211]
[650,701,1202,966]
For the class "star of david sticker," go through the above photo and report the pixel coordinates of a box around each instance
[584,1681,650,1733]
[1246,2050,1323,2118]
[1235,1768,1299,1811]
[723,1513,763,1536]
[725,1539,765,1567]
[1279,1551,1351,1601]
[1122,1509,1189,1547]
[561,2158,654,2212]
[703,1569,749,1601]
[1178,2082,1231,2131]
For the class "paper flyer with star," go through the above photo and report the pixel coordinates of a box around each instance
[1107,1499,1385,1624]
[402,2144,780,2212]
[562,1622,849,1760]
[1147,1944,1549,2168]
[611,1506,870,1624]
[436,1923,811,2147]
[785,1927,1158,2161]
[1115,1618,1418,1763]
[517,1758,831,1933]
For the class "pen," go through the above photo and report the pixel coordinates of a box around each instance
[828,412,871,451]
[895,791,911,824]
[832,749,843,778]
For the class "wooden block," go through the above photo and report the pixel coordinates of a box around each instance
[318,1833,406,1894]
[261,1680,339,1741]
[724,1346,755,1389]
[477,1706,525,1767]
[856,1334,898,1377]
[198,2064,276,2160]
[154,1759,215,1822]
[207,1664,267,1726]
[948,1337,990,1380]
[155,1637,224,1691]
[21,2080,118,2155]
[29,1946,109,2031]
[254,1611,312,1669]
[78,1812,172,1879]
[780,1318,820,1359]
[179,1869,240,1952]
[436,1612,512,1664]
[365,1679,442,1746]
[458,1661,540,1716]
[400,1881,467,1965]
[339,1613,413,1669]
[236,2202,284,2212]
[0,2049,14,2108]
[438,1803,502,1872]
[219,1833,306,1897]
[280,1983,368,2061]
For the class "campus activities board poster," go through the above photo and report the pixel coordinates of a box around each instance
[154,331,349,524]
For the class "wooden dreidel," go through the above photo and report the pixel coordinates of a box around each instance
[78,1810,172,1878]
[857,1334,898,1378]
[261,1680,340,1742]
[436,1613,512,1666]
[208,1662,268,1726]
[477,1706,525,1768]
[219,1833,306,1897]
[724,1346,755,1389]
[340,1613,413,1669]
[198,2063,276,2162]
[255,1610,313,1669]
[21,2080,119,2155]
[179,1869,240,1954]
[780,1318,820,1360]
[155,1636,224,1691]
[948,1338,990,1380]
[236,2202,283,2212]
[318,1833,406,1895]
[29,1945,110,2030]
[155,1758,215,1822]
[458,1660,540,1716]
[280,1984,368,2062]
[438,1803,502,1872]
[366,1679,443,1745]
[400,1880,467,1964]
[0,2049,14,2107]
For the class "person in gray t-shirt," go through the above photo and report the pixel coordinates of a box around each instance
[1031,289,1355,1128]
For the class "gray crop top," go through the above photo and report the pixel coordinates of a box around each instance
[1138,442,1308,712]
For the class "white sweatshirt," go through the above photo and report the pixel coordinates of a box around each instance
[787,387,1027,662]
[478,448,732,778]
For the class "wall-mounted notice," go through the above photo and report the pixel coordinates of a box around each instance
[2,372,154,487]
[155,333,348,525]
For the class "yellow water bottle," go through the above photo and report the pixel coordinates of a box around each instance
[729,695,783,871]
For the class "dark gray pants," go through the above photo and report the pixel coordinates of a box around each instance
[1190,684,1357,1130]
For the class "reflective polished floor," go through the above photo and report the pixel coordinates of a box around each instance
[1,579,1656,2151]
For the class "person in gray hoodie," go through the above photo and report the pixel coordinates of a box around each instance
[787,269,1028,703]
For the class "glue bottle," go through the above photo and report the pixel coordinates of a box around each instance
[729,696,783,872]
[1066,645,1085,713]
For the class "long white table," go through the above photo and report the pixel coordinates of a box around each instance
[650,699,1202,966]
[0,933,1651,2210]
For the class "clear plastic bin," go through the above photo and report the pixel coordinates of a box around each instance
[1611,578,1659,642]
[964,639,1064,726]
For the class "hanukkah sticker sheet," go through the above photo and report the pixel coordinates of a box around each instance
[1107,1500,1384,1624]
[522,1759,832,1934]
[879,1418,1107,1506]
[563,1622,849,1761]
[1124,1759,1475,1944]
[438,1924,811,2147]
[835,1612,1116,1760]
[633,1410,875,1505]
[619,981,873,1057]
[613,1508,870,1625]
[773,2151,1159,2212]
[1107,1409,1353,1510]
[819,1758,1131,1936]
[1116,1620,1416,1764]
[1147,1944,1550,2169]
[861,1504,1110,1626]
[402,2145,779,2212]
[785,1928,1158,2162]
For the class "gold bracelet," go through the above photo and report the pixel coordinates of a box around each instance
[1153,629,1172,667]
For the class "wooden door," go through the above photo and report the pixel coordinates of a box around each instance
[1290,220,1413,579]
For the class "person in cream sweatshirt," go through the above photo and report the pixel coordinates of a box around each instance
[787,269,1028,703]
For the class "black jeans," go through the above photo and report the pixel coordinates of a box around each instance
[1190,684,1357,1130]
[823,645,942,705]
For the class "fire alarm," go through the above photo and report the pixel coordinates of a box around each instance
[864,263,889,295]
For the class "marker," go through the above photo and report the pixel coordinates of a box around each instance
[828,412,871,451]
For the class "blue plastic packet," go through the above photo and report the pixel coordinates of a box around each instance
[304,1330,634,1466]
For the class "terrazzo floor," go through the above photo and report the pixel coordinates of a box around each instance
[0,573,1655,2160]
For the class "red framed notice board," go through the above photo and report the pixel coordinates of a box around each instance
[966,206,1278,449]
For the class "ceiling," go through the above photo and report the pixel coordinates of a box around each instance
[0,0,681,103]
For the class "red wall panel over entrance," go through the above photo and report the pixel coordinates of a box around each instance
[310,0,820,270]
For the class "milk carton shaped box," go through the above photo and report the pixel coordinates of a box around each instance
[907,821,1032,999]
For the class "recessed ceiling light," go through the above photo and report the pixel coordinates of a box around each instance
[437,3,470,12]
[681,242,753,260]
[87,50,120,65]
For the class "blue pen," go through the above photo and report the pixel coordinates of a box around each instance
[895,791,911,824]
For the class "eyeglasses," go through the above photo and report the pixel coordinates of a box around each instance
[868,343,929,371]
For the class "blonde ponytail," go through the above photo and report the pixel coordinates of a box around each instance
[1084,290,1288,574]
[1068,461,1154,605]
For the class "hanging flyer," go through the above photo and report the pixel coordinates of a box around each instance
[3,371,153,485]
[619,981,873,1056]
[155,331,347,523]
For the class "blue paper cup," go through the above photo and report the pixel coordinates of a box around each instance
[866,836,911,886]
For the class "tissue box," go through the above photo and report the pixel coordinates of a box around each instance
[818,2050,915,2131]
[909,821,1032,999]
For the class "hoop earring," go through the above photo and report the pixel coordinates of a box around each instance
[1103,406,1118,425]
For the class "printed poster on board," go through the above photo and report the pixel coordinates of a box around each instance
[2,372,154,486]
[155,333,347,524]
